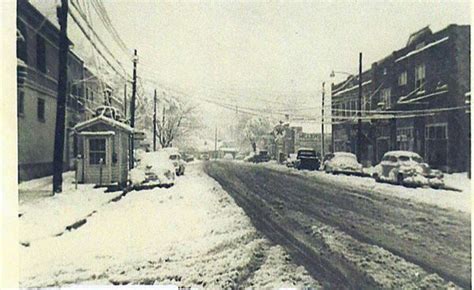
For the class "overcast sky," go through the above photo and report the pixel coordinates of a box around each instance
[30,0,471,135]
[99,0,470,133]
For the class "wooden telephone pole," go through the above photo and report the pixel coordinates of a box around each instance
[129,49,138,169]
[153,89,157,151]
[321,82,325,158]
[357,52,363,162]
[52,0,69,193]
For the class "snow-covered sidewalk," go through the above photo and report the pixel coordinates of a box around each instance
[253,161,471,214]
[20,164,318,288]
[19,172,125,245]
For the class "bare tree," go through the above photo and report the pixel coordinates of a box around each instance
[155,99,199,148]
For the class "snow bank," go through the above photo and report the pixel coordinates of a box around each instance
[20,164,317,288]
[254,162,471,213]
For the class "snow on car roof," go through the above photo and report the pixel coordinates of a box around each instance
[298,148,315,151]
[384,151,422,158]
[333,152,356,157]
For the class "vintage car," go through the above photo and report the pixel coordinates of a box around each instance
[285,153,298,167]
[200,152,210,160]
[294,148,320,171]
[253,150,271,163]
[323,152,363,175]
[162,147,186,176]
[129,151,176,189]
[372,151,444,188]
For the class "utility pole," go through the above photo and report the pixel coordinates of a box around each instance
[52,0,69,194]
[129,49,138,169]
[214,126,218,160]
[153,89,157,151]
[124,83,127,120]
[357,52,363,162]
[321,82,325,158]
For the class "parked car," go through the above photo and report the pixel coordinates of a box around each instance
[294,148,320,170]
[372,151,444,188]
[129,151,176,189]
[323,152,363,175]
[223,153,234,160]
[285,153,298,167]
[200,152,210,160]
[184,154,195,162]
[162,148,186,176]
[252,150,271,163]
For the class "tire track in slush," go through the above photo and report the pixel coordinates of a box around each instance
[204,162,470,289]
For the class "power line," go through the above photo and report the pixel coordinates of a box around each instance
[90,0,130,55]
[68,8,128,81]
[70,0,129,78]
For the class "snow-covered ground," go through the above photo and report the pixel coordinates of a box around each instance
[19,172,125,244]
[19,164,318,288]
[253,161,471,213]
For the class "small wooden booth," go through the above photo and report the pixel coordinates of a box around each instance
[74,115,134,186]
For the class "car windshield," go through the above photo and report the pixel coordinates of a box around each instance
[169,155,179,160]
[399,156,410,162]
[299,150,316,157]
[412,156,423,163]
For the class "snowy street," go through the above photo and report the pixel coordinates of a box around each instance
[19,163,317,288]
[205,161,471,289]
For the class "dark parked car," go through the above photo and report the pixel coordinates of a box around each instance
[294,148,320,170]
[249,150,271,163]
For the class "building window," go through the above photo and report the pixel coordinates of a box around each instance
[36,35,46,73]
[398,71,407,86]
[381,88,392,109]
[425,124,447,140]
[18,91,25,116]
[397,127,414,151]
[37,98,45,122]
[17,21,28,63]
[415,42,425,50]
[89,138,106,165]
[351,100,357,116]
[383,68,387,75]
[415,64,426,91]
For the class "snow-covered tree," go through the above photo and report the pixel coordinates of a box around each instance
[155,96,201,148]
[243,116,272,152]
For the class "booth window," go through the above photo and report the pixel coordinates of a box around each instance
[89,138,106,164]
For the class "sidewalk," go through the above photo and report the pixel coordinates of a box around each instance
[19,172,125,245]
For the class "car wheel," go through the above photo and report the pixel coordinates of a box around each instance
[373,173,380,182]
[397,173,404,185]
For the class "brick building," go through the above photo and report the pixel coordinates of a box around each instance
[331,25,470,172]
[272,121,330,162]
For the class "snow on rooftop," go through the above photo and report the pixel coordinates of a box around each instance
[395,37,449,63]
[333,80,372,97]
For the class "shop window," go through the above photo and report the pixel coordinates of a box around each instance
[89,138,106,165]
[37,98,45,122]
[36,35,46,73]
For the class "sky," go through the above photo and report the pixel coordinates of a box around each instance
[30,0,471,136]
